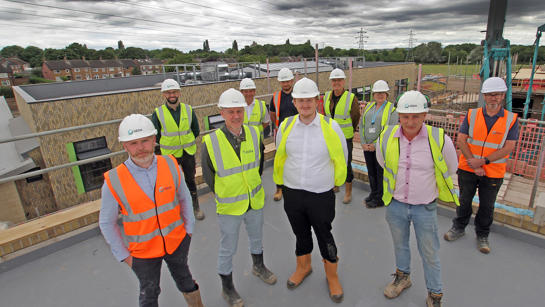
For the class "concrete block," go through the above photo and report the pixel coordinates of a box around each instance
[532,192,545,226]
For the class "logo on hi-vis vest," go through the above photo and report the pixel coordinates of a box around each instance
[243,149,254,154]
[158,186,173,192]
[491,131,502,135]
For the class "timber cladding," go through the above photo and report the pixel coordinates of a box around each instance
[15,64,416,209]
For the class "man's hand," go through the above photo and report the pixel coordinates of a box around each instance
[367,144,376,152]
[124,255,133,267]
[475,167,486,177]
[467,158,485,169]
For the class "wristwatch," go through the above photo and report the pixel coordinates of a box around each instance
[484,157,490,165]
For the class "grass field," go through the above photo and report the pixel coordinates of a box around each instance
[422,64,481,76]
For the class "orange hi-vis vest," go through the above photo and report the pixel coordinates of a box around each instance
[104,155,187,258]
[273,91,282,128]
[458,108,517,178]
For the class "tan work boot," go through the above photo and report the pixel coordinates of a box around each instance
[383,269,412,299]
[182,284,205,307]
[323,258,344,303]
[342,182,352,204]
[287,254,312,289]
[426,292,443,307]
[273,188,282,201]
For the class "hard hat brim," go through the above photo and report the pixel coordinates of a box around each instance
[118,130,157,142]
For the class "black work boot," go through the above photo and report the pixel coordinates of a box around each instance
[191,191,205,220]
[219,273,244,307]
[251,253,277,285]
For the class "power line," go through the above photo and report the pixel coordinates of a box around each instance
[406,29,417,62]
[355,27,368,57]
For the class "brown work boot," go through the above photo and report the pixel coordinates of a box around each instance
[443,227,464,241]
[273,188,282,201]
[287,254,312,289]
[383,269,412,299]
[182,283,205,307]
[323,258,344,303]
[477,236,490,254]
[426,292,443,307]
[342,182,352,204]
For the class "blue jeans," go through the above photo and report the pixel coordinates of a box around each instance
[385,199,443,294]
[217,208,264,275]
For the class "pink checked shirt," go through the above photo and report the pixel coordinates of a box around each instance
[376,124,458,205]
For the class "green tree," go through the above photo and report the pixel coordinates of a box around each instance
[132,66,142,75]
[232,40,238,53]
[167,54,194,64]
[321,46,335,57]
[65,42,89,59]
[203,40,210,52]
[1,45,24,58]
[467,46,484,64]
[285,39,290,45]
[20,46,43,67]
[119,47,148,59]
[118,40,125,50]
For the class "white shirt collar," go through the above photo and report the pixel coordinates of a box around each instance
[296,113,320,127]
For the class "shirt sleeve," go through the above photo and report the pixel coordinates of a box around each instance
[331,120,348,162]
[506,119,519,140]
[191,110,200,136]
[459,115,469,134]
[176,170,195,235]
[376,136,385,168]
[99,183,130,262]
[442,135,459,176]
[269,96,276,113]
[350,96,361,131]
[151,110,162,144]
[200,142,215,192]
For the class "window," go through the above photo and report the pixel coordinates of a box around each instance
[84,68,89,72]
[109,67,114,71]
[25,167,43,183]
[65,69,70,73]
[85,74,90,80]
[1,80,10,86]
[54,70,60,73]
[94,74,100,79]
[73,137,112,192]
[74,68,80,72]
[75,75,82,80]
[102,75,107,79]
[93,68,98,72]
[102,68,106,72]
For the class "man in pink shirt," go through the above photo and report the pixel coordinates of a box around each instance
[376,91,459,307]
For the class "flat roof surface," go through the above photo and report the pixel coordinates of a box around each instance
[17,73,177,102]
[1,167,543,306]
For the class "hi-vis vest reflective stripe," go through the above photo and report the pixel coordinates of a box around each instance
[155,104,197,158]
[104,155,187,259]
[203,125,265,215]
[378,125,459,206]
[359,101,396,143]
[459,108,517,178]
[324,90,355,139]
[273,91,282,127]
[244,99,267,138]
[273,114,347,187]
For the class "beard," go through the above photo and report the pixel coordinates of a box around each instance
[167,97,179,104]
[131,151,154,166]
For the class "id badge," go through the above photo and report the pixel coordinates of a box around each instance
[368,127,376,134]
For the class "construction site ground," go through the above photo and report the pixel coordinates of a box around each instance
[1,165,545,307]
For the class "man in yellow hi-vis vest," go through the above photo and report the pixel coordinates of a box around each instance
[376,91,458,307]
[202,88,276,307]
[274,78,347,303]
[152,79,204,221]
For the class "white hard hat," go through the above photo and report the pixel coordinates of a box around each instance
[329,68,346,79]
[240,78,256,90]
[481,77,507,93]
[218,88,246,108]
[396,91,429,113]
[372,80,390,93]
[118,114,157,142]
[292,77,320,99]
[161,79,181,92]
[277,68,294,81]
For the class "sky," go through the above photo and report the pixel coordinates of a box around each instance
[1,0,544,52]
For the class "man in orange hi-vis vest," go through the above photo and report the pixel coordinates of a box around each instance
[99,114,204,307]
[269,67,298,201]
[444,77,519,254]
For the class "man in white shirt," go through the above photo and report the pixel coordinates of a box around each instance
[273,78,348,303]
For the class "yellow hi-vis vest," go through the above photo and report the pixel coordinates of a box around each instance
[155,104,197,158]
[203,125,264,215]
[378,124,459,206]
[324,90,355,139]
[243,99,267,138]
[273,114,347,187]
[359,101,396,143]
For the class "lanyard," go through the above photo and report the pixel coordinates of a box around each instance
[371,102,386,125]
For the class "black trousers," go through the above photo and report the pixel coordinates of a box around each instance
[346,138,354,183]
[283,186,338,263]
[363,149,384,203]
[453,169,504,238]
[176,154,197,193]
[131,236,196,307]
